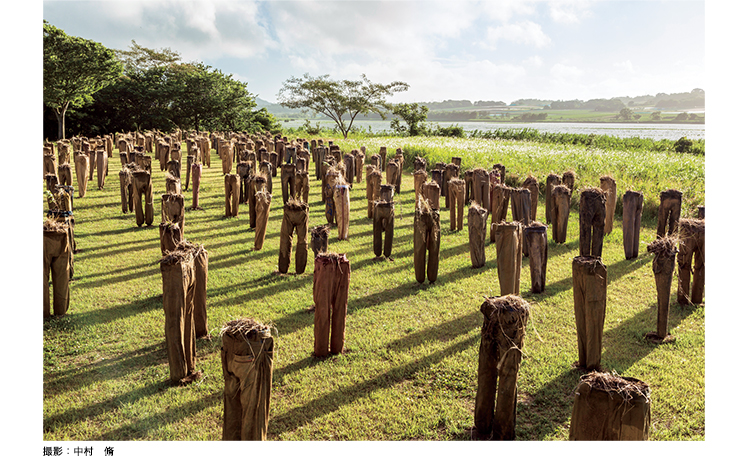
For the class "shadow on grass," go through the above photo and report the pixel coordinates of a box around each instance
[514,367,583,440]
[268,332,479,437]
[533,247,652,298]
[601,300,698,374]
[66,294,163,328]
[44,342,165,397]
[72,263,161,290]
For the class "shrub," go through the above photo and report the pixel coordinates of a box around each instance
[674,136,693,153]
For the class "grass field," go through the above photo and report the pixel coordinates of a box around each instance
[42,136,705,441]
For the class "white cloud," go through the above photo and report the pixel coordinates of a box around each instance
[549,0,594,24]
[267,0,478,67]
[614,59,635,74]
[486,20,551,48]
[478,0,537,22]
[550,63,584,80]
[523,55,544,67]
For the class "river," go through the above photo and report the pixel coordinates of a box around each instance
[279,119,705,141]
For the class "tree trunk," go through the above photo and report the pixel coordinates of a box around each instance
[54,103,69,140]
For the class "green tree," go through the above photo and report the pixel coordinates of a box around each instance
[674,112,689,121]
[651,111,662,121]
[390,102,429,136]
[619,107,633,120]
[277,73,409,138]
[43,21,123,139]
[115,40,181,73]
[674,136,693,153]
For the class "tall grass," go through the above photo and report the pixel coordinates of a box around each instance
[329,136,704,222]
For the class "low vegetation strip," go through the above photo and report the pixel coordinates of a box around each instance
[43,136,704,441]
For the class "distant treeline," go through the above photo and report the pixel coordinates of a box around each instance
[511,88,705,111]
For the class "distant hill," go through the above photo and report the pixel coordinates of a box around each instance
[257,89,704,119]
[255,97,307,118]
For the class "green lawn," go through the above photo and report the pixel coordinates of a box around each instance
[43,136,704,441]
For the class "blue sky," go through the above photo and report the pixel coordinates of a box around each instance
[41,0,705,104]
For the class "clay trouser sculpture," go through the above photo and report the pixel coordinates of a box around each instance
[161,193,185,241]
[579,188,607,257]
[334,184,351,240]
[473,168,492,212]
[647,238,678,339]
[96,150,107,190]
[521,176,539,222]
[278,200,309,275]
[185,155,195,192]
[344,154,355,185]
[677,219,705,305]
[57,163,72,187]
[119,168,134,213]
[599,176,617,235]
[572,255,608,371]
[430,168,444,201]
[489,184,511,243]
[622,190,643,259]
[563,170,576,191]
[657,189,683,238]
[88,150,96,181]
[254,191,272,251]
[443,164,459,209]
[464,169,474,206]
[545,173,562,224]
[379,146,387,171]
[221,319,274,440]
[313,253,351,358]
[448,178,465,231]
[474,295,530,440]
[494,221,523,296]
[159,222,182,255]
[280,163,296,205]
[355,152,365,183]
[132,170,154,227]
[167,159,181,180]
[366,167,382,219]
[74,154,89,198]
[259,162,273,195]
[569,372,651,440]
[191,162,202,209]
[414,199,441,284]
[386,160,400,192]
[413,169,428,203]
[190,242,209,339]
[45,174,58,193]
[224,174,240,217]
[159,248,199,384]
[468,204,489,268]
[294,170,309,204]
[324,169,338,226]
[43,222,71,318]
[510,188,532,255]
[525,223,548,293]
[310,224,329,256]
[393,153,404,194]
[550,185,571,244]
[373,200,395,258]
[421,181,441,214]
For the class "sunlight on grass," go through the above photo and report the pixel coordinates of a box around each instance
[43,136,704,441]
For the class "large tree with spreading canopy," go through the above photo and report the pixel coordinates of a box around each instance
[277,74,409,138]
[43,21,122,139]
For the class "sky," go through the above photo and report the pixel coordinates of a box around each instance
[40,0,706,104]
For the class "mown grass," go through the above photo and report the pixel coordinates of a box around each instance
[43,136,704,441]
